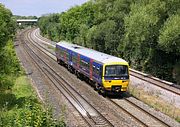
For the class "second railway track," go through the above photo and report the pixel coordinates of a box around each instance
[31,28,180,127]
[33,28,180,96]
[108,98,172,127]
[20,29,114,127]
[16,28,180,127]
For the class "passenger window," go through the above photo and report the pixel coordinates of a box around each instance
[72,54,77,64]
[93,65,100,76]
[80,59,89,69]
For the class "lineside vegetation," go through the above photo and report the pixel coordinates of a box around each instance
[38,0,180,84]
[0,3,65,126]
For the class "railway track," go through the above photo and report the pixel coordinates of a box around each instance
[33,28,180,96]
[17,28,180,127]
[130,69,180,96]
[31,28,180,126]
[108,98,171,127]
[19,29,114,127]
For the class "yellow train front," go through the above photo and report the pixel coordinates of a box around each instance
[55,42,129,95]
[101,62,129,94]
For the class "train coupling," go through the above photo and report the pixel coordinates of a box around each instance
[111,86,121,92]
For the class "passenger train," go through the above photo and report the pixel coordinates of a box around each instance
[55,41,129,95]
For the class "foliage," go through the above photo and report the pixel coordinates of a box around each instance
[13,15,38,20]
[0,3,18,90]
[123,0,166,68]
[0,4,65,126]
[38,14,61,41]
[0,98,65,127]
[0,42,66,127]
[86,20,117,54]
[38,0,180,84]
[0,41,65,127]
[0,4,16,47]
[0,40,21,74]
[0,40,21,91]
[0,75,66,127]
[158,14,180,54]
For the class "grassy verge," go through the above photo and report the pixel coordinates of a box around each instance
[0,40,66,127]
[0,75,66,127]
[47,45,55,51]
[128,84,180,122]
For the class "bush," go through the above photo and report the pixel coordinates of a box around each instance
[0,98,66,127]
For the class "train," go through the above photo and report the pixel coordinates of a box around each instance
[55,41,129,95]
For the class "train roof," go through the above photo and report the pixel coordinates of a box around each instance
[56,41,128,64]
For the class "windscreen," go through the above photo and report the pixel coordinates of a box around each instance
[105,65,128,79]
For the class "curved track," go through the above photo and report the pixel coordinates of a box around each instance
[17,28,180,127]
[19,29,114,127]
[34,28,180,96]
[31,28,179,126]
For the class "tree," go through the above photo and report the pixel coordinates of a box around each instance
[122,0,166,69]
[158,13,180,83]
[159,14,180,54]
[38,14,61,40]
[0,4,16,47]
[0,4,18,89]
[37,0,180,84]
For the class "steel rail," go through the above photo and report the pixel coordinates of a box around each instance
[33,28,180,96]
[23,29,114,127]
[19,30,92,127]
[124,98,171,127]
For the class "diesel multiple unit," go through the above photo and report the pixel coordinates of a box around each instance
[55,41,129,94]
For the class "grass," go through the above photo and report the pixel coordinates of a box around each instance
[13,76,34,98]
[48,45,55,51]
[0,39,66,126]
[0,75,36,110]
[128,84,180,122]
[0,75,66,127]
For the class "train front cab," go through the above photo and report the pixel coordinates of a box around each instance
[102,62,129,93]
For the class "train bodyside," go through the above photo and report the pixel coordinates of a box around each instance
[55,42,129,93]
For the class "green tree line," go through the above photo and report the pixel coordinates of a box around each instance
[0,3,17,86]
[0,4,65,126]
[38,0,180,84]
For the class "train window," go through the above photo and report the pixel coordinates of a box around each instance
[80,59,83,67]
[66,51,69,61]
[96,67,100,75]
[93,65,96,73]
[105,65,128,77]
[72,54,77,64]
[80,59,89,69]
[93,65,100,76]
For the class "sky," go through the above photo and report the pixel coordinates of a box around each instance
[0,0,88,17]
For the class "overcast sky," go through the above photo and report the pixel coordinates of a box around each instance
[0,0,88,17]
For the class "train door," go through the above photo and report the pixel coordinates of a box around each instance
[90,59,93,80]
[69,50,72,64]
[77,54,80,69]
